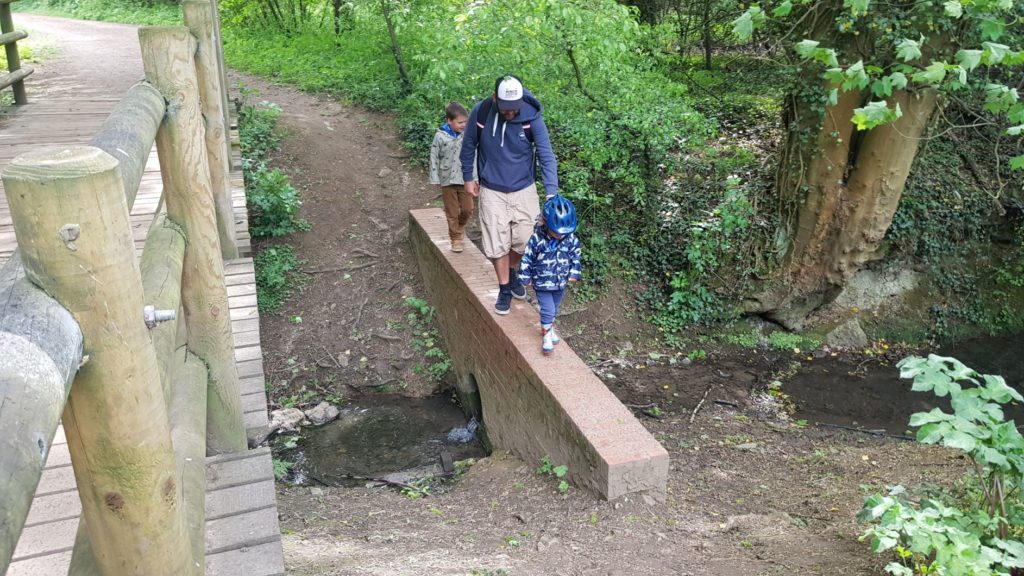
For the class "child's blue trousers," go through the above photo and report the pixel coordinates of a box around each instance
[536,288,566,326]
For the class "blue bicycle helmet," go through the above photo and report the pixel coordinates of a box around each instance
[543,195,577,235]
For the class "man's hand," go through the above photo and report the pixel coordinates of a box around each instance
[465,181,480,197]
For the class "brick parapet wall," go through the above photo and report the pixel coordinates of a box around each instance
[408,209,668,499]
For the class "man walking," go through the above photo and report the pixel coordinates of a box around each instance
[460,75,559,315]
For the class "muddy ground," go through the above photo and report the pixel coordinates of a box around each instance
[228,75,968,575]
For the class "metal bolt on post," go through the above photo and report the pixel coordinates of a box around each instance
[143,305,177,329]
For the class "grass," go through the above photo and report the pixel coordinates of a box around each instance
[16,0,181,25]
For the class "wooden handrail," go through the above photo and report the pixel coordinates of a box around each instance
[0,0,30,104]
[0,255,82,572]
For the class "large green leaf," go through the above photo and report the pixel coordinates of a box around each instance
[957,49,983,71]
[943,0,963,16]
[795,39,819,59]
[732,7,764,40]
[896,38,923,62]
[773,1,793,17]
[912,61,948,85]
[909,407,952,426]
[983,42,1011,65]
[1011,155,1024,171]
[851,100,902,130]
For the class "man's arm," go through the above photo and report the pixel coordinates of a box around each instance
[460,102,481,196]
[531,115,559,197]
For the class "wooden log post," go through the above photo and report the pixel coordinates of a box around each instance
[90,82,166,209]
[0,255,82,572]
[2,145,196,575]
[139,26,247,455]
[170,347,209,568]
[182,0,238,260]
[140,214,187,406]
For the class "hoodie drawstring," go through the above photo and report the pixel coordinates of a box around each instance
[490,109,507,147]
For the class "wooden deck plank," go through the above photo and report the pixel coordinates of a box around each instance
[205,542,284,576]
[206,508,281,555]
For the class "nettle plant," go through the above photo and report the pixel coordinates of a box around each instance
[859,355,1024,576]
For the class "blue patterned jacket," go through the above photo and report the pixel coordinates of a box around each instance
[518,225,582,291]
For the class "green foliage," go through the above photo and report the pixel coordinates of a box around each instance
[536,455,570,493]
[859,355,1024,575]
[404,297,451,383]
[650,177,756,329]
[732,0,1023,162]
[245,163,310,238]
[237,97,310,238]
[238,98,282,163]
[18,0,180,25]
[254,245,304,313]
[272,458,294,481]
[766,331,821,351]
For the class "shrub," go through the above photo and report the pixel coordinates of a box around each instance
[245,162,309,238]
[254,244,304,313]
[859,355,1024,576]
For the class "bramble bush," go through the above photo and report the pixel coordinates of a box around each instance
[860,355,1024,576]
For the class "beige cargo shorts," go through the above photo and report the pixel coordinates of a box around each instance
[478,183,541,259]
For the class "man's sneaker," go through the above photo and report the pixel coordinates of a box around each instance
[451,239,464,253]
[549,326,560,346]
[542,329,555,355]
[495,289,512,315]
[509,271,527,300]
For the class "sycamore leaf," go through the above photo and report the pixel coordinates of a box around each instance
[983,42,1010,65]
[871,76,894,98]
[942,430,978,452]
[943,0,963,17]
[773,0,793,17]
[845,0,869,14]
[1008,125,1024,136]
[957,49,983,71]
[888,71,908,91]
[1011,155,1024,171]
[843,60,870,90]
[981,19,1005,41]
[985,84,1019,113]
[732,7,764,40]
[827,88,838,106]
[795,39,819,58]
[851,101,903,130]
[912,61,947,85]
[896,38,922,62]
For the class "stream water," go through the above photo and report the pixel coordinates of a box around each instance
[281,394,486,486]
[787,335,1024,434]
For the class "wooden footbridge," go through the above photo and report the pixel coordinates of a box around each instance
[0,4,283,575]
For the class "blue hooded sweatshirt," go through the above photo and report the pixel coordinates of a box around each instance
[460,88,559,196]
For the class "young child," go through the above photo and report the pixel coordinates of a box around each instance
[429,101,475,252]
[518,195,582,355]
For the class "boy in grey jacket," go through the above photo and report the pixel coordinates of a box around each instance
[429,101,474,252]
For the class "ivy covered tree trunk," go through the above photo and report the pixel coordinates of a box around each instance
[748,87,938,328]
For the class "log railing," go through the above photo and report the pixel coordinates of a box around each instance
[0,0,32,105]
[0,3,244,573]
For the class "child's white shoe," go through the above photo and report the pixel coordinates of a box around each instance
[542,328,555,355]
[549,326,560,346]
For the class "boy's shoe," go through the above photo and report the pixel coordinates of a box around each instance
[451,239,464,253]
[549,326,560,346]
[509,270,527,300]
[542,329,555,355]
[495,288,512,315]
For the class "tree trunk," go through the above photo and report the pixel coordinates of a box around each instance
[332,0,342,35]
[702,0,712,70]
[748,89,939,328]
[380,0,411,94]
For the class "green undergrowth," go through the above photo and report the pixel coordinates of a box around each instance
[238,87,309,314]
[17,0,180,25]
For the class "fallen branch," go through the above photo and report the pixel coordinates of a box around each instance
[815,422,915,441]
[352,248,380,258]
[354,296,369,325]
[303,260,380,275]
[713,399,739,408]
[371,332,402,342]
[689,384,713,424]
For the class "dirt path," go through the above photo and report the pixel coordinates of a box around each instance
[14,14,144,99]
[228,77,966,575]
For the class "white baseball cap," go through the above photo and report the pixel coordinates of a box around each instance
[495,76,524,112]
